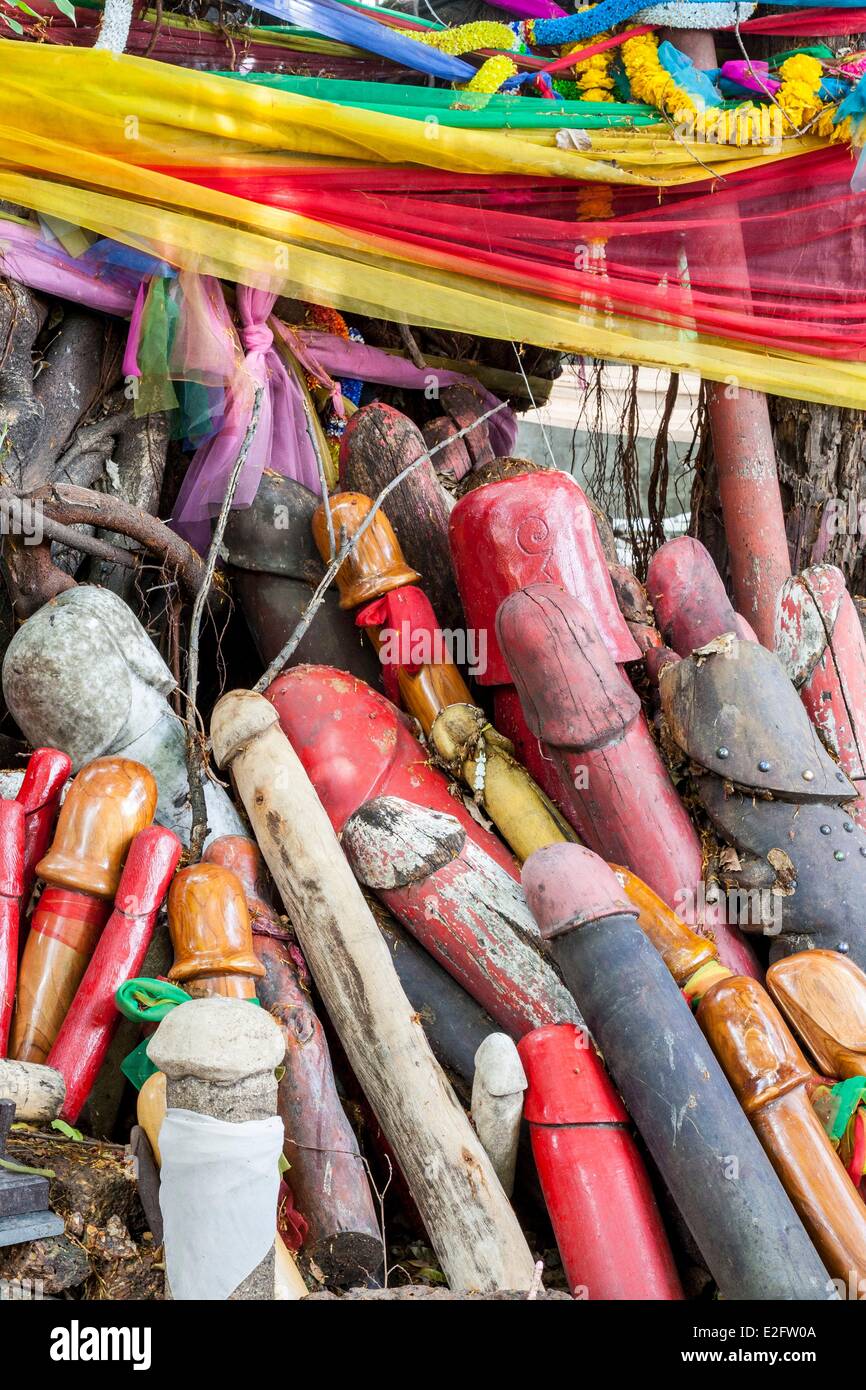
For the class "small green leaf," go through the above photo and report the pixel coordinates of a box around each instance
[50,0,77,21]
[3,16,24,32]
[277,1153,290,1175]
[51,1119,84,1142]
[274,1065,286,1083]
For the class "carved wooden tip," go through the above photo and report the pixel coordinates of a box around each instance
[16,748,73,813]
[211,690,279,770]
[697,975,812,1114]
[767,949,866,1080]
[522,844,635,940]
[312,491,420,609]
[36,757,158,899]
[168,862,264,994]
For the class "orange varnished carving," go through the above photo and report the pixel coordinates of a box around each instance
[168,863,265,999]
[768,949,866,1080]
[698,974,866,1285]
[11,757,157,1063]
[312,492,420,609]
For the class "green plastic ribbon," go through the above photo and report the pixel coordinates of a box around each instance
[829,1076,866,1144]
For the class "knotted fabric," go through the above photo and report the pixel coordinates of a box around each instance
[172,285,321,553]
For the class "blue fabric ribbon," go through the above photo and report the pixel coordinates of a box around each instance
[237,0,476,79]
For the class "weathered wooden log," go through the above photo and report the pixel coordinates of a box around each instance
[204,830,383,1287]
[46,825,182,1122]
[698,974,866,1289]
[11,758,157,1064]
[523,844,834,1301]
[470,1035,526,1198]
[342,795,579,1038]
[340,404,462,631]
[2,586,245,844]
[211,689,536,1293]
[0,1057,65,1123]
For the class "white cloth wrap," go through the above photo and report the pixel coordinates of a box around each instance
[637,2,755,27]
[159,1109,284,1301]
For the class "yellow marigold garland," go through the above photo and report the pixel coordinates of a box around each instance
[566,7,614,103]
[397,20,516,57]
[621,30,776,146]
[774,53,854,142]
[463,54,518,94]
[396,21,519,94]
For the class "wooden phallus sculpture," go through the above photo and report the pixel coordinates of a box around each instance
[518,1023,684,1301]
[11,757,157,1064]
[767,950,866,1081]
[211,689,536,1293]
[222,471,381,687]
[1,586,245,844]
[615,865,866,1281]
[646,536,758,655]
[339,402,462,632]
[15,748,72,911]
[697,975,866,1289]
[47,824,182,1122]
[167,863,264,1000]
[314,492,572,860]
[522,843,832,1300]
[203,835,383,1286]
[496,583,760,978]
[312,492,419,610]
[449,467,639,818]
[265,665,578,1038]
[0,801,24,1057]
[776,565,866,828]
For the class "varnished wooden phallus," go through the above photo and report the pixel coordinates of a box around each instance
[10,757,157,1064]
[168,863,265,999]
[311,492,419,610]
[767,950,866,1080]
[698,974,866,1288]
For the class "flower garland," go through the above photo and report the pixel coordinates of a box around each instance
[776,53,853,142]
[621,30,772,146]
[567,8,615,105]
[396,21,519,94]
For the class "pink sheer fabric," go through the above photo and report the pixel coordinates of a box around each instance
[171,285,320,552]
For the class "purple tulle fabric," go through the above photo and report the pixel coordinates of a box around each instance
[171,287,321,552]
[289,327,518,457]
